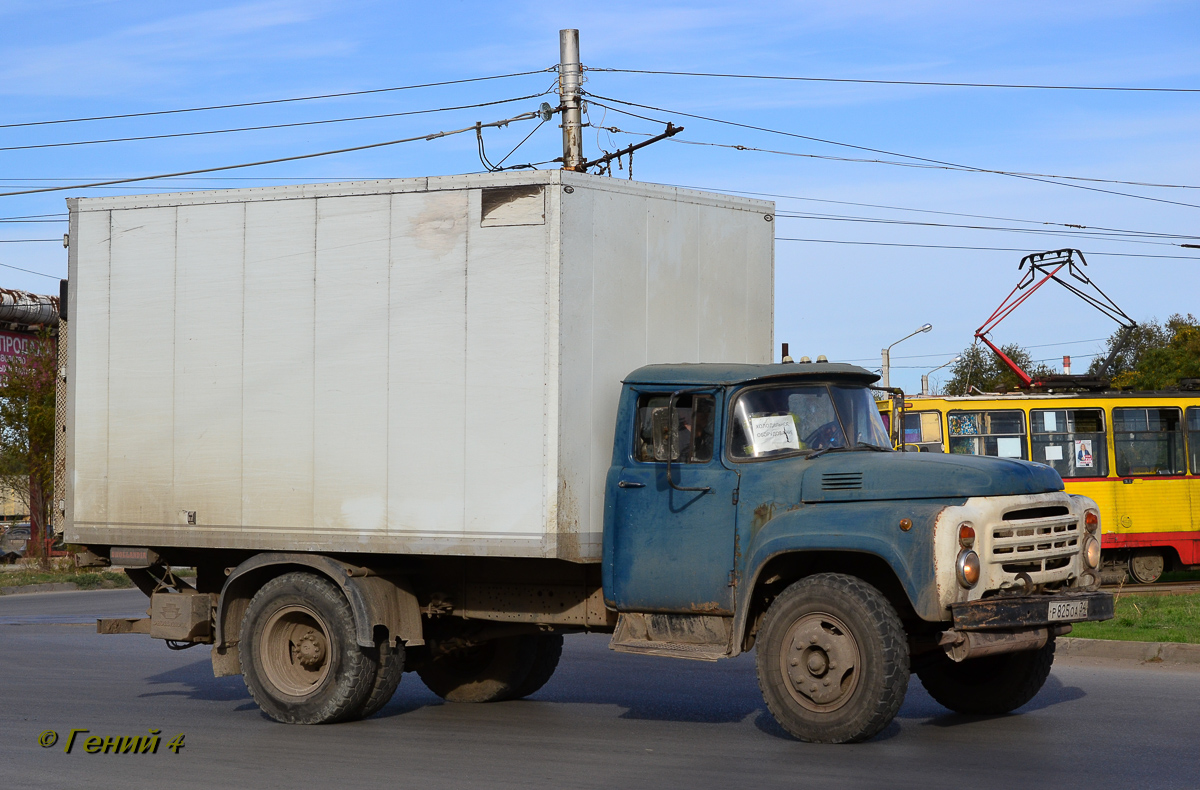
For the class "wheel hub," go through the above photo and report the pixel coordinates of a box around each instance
[781,612,861,711]
[260,605,332,698]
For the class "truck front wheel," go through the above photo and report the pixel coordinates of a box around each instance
[417,635,537,703]
[755,573,909,743]
[239,572,379,724]
[916,638,1055,715]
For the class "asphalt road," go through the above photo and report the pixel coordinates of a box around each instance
[2,589,1199,790]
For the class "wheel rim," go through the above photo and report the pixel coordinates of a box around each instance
[259,604,332,698]
[1129,553,1164,584]
[779,611,861,713]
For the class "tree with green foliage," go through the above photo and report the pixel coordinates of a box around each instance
[941,342,1053,395]
[0,331,57,567]
[1096,314,1200,390]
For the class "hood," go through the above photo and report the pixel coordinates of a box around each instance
[800,451,1064,503]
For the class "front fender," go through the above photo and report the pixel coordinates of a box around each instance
[734,500,959,643]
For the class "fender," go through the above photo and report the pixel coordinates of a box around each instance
[214,553,424,652]
[729,500,956,652]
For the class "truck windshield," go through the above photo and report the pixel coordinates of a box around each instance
[730,384,892,460]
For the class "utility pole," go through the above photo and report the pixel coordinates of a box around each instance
[558,29,584,171]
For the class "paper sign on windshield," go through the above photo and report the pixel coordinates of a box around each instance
[750,415,800,454]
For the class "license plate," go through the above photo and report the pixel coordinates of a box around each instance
[1048,600,1088,621]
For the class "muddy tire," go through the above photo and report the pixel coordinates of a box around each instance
[509,634,563,700]
[418,635,538,703]
[917,637,1055,715]
[359,640,405,718]
[755,573,909,743]
[239,572,378,724]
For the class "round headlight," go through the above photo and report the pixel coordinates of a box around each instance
[956,550,980,589]
[1084,536,1101,569]
[1084,510,1099,533]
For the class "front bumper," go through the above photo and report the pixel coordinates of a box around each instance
[950,591,1113,631]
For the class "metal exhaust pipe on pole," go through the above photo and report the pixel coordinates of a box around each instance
[559,29,584,171]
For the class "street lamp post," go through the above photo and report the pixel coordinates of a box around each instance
[881,323,932,389]
[922,355,962,396]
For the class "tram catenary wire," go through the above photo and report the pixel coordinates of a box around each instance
[775,236,1200,260]
[582,95,1200,209]
[587,67,1200,94]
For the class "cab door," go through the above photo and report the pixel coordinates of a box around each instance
[606,388,739,614]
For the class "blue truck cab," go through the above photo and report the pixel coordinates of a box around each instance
[602,361,1113,742]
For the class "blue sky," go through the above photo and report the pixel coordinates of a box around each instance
[2,1,1197,393]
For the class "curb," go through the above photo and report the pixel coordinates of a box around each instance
[0,582,80,595]
[1059,636,1200,665]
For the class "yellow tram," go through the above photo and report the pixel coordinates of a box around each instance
[879,392,1200,583]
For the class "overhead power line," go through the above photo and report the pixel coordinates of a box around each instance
[0,261,61,279]
[775,236,1200,260]
[0,69,556,130]
[668,137,1200,191]
[0,94,553,153]
[773,212,1193,248]
[0,108,545,198]
[588,67,1200,94]
[583,94,1200,210]
[0,239,60,243]
[664,183,1197,240]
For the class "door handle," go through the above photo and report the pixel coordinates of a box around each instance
[618,480,645,489]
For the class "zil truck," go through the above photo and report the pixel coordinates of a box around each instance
[58,171,1112,743]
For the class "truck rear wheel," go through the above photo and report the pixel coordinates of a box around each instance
[359,640,405,718]
[509,634,563,699]
[418,635,537,703]
[755,573,909,743]
[239,572,379,724]
[917,637,1055,715]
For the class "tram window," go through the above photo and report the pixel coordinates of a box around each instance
[1031,408,1107,478]
[903,411,945,452]
[948,410,1027,459]
[1187,407,1200,474]
[1113,407,1185,476]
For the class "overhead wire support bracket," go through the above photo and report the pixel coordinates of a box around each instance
[578,122,684,173]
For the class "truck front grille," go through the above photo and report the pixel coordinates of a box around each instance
[989,512,1079,574]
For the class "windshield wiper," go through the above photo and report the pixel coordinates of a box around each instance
[807,445,844,460]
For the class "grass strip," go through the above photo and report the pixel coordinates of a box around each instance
[1072,592,1200,644]
[0,569,132,590]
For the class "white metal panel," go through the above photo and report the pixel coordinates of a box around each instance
[744,212,775,364]
[698,204,749,362]
[313,195,391,535]
[646,198,701,361]
[587,189,650,554]
[69,208,111,530]
[242,198,317,531]
[387,190,468,538]
[107,207,176,526]
[555,185,596,557]
[464,189,550,540]
[173,202,245,528]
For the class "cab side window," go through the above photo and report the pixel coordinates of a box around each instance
[634,393,715,463]
[948,410,1026,459]
[1031,408,1107,478]
[903,410,944,452]
[1113,407,1184,476]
